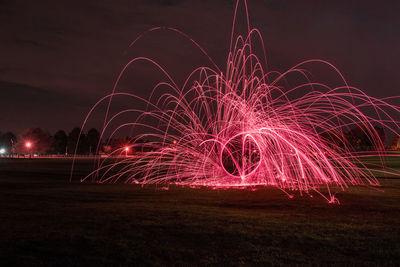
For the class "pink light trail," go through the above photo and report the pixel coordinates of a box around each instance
[75,0,400,203]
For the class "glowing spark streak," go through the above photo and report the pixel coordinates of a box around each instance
[74,0,400,203]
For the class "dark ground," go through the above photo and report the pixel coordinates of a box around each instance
[0,157,399,266]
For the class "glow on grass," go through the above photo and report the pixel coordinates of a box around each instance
[74,0,400,203]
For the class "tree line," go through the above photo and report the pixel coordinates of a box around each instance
[0,125,398,156]
[0,128,102,155]
[0,127,153,156]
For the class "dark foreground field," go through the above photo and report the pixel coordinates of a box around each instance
[1,158,399,266]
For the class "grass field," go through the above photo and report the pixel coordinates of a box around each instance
[0,157,399,266]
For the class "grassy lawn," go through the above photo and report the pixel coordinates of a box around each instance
[0,157,399,266]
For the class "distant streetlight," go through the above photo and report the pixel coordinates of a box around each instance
[25,141,32,148]
[0,148,6,155]
[25,141,32,158]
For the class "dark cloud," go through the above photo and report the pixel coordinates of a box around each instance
[149,0,182,7]
[264,0,288,10]
[0,81,50,98]
[13,38,54,49]
[0,81,94,132]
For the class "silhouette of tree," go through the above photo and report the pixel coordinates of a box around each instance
[374,126,385,150]
[0,131,17,154]
[79,134,90,154]
[52,130,68,155]
[392,134,400,150]
[14,128,51,155]
[68,128,80,154]
[67,128,90,154]
[345,125,386,151]
[87,128,100,155]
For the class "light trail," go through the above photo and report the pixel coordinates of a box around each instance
[75,0,400,203]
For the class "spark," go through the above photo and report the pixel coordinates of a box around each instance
[75,0,400,202]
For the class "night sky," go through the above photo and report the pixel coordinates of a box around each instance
[1,0,399,134]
